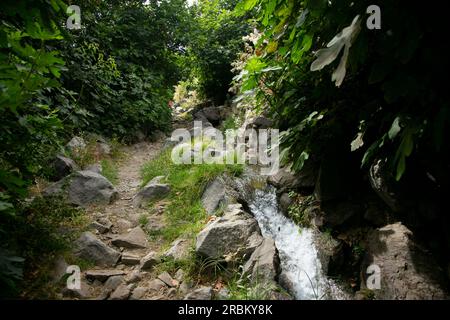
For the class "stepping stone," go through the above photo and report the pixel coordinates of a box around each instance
[148,279,167,292]
[74,232,121,267]
[112,226,149,249]
[85,269,126,282]
[140,251,160,270]
[157,271,177,287]
[109,283,130,300]
[104,275,125,291]
[121,253,141,265]
[130,287,147,300]
[132,176,170,208]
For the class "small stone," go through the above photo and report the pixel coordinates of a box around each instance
[62,281,91,299]
[140,251,159,270]
[104,275,124,291]
[174,269,185,281]
[109,283,130,300]
[112,226,149,249]
[98,217,113,228]
[216,287,230,300]
[85,269,126,282]
[148,279,167,292]
[184,286,212,300]
[157,271,176,287]
[243,238,280,283]
[167,288,177,298]
[133,176,170,208]
[97,142,111,156]
[90,221,111,234]
[179,281,192,295]
[130,287,147,300]
[66,136,86,154]
[125,270,142,284]
[92,280,103,287]
[117,219,133,231]
[121,253,141,265]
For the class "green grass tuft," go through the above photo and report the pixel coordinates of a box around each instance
[101,159,119,185]
[141,148,243,243]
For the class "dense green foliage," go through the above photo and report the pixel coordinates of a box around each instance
[0,0,192,297]
[2,0,450,299]
[59,0,188,138]
[235,0,450,185]
[184,0,251,104]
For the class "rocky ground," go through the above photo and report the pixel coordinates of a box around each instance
[47,105,282,300]
[54,139,193,300]
[44,101,449,300]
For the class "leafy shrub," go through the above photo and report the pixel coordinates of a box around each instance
[235,0,450,184]
[0,196,84,298]
[186,0,251,104]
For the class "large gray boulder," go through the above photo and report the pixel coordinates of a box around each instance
[44,171,118,207]
[269,163,317,193]
[243,238,280,283]
[51,155,79,181]
[196,204,263,260]
[74,232,121,267]
[267,167,301,191]
[133,176,170,208]
[201,178,225,215]
[361,223,448,299]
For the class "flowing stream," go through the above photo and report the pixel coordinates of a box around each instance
[247,185,347,300]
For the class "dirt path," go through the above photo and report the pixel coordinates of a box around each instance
[76,139,178,299]
[106,141,161,216]
[91,140,165,247]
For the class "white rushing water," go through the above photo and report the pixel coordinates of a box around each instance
[248,186,333,300]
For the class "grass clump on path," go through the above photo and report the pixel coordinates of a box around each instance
[141,148,243,243]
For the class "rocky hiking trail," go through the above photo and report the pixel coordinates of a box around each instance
[52,104,450,301]
[92,141,165,238]
[61,139,192,300]
[55,109,292,301]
